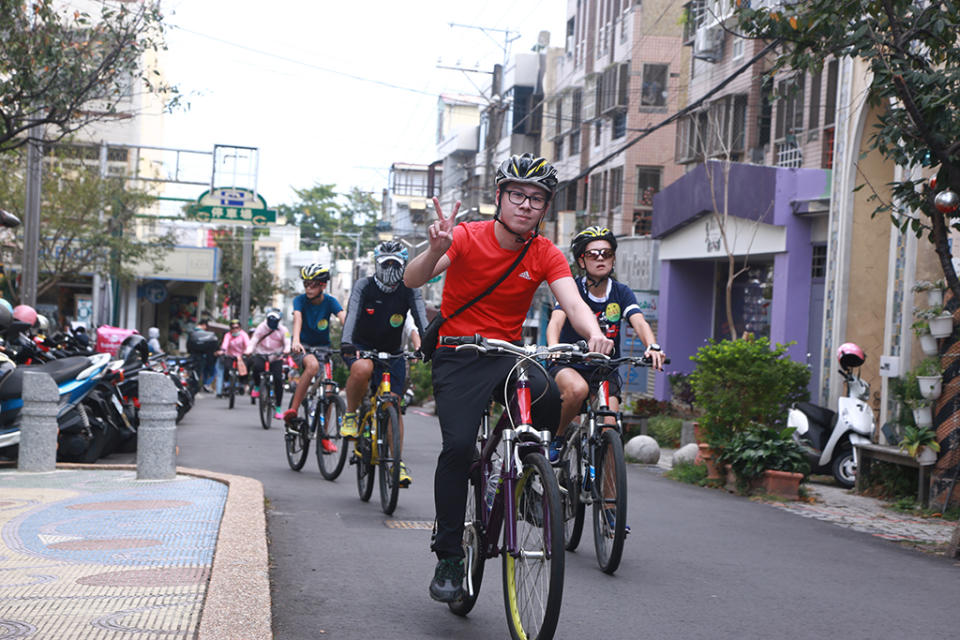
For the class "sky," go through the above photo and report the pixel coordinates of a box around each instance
[159,0,567,209]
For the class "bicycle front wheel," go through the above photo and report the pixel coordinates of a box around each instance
[502,452,564,640]
[258,374,274,430]
[377,403,401,515]
[592,429,627,574]
[355,418,375,501]
[316,393,348,480]
[448,450,486,617]
[558,431,585,551]
[284,396,311,471]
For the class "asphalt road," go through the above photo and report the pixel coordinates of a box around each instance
[153,393,960,640]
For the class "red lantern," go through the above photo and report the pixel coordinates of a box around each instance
[934,189,960,214]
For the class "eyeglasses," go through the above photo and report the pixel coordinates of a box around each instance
[304,280,325,288]
[583,248,615,260]
[504,189,548,211]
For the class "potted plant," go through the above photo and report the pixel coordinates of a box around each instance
[913,279,946,307]
[902,370,933,426]
[912,319,938,355]
[898,424,941,466]
[718,424,810,499]
[915,357,943,399]
[917,304,955,339]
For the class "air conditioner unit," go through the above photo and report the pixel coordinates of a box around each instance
[693,25,723,63]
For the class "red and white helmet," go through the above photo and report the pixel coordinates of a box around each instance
[837,342,865,369]
[12,304,37,327]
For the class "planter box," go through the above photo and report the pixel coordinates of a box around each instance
[760,470,803,500]
[917,375,942,399]
[929,313,953,338]
[919,333,938,356]
[698,443,723,480]
[927,289,944,307]
[913,406,933,427]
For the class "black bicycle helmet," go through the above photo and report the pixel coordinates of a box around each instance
[373,241,408,290]
[299,263,330,282]
[265,308,282,331]
[495,153,559,195]
[570,226,618,260]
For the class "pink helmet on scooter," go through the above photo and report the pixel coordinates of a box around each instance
[837,342,865,369]
[12,304,37,327]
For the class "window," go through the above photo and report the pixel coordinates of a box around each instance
[775,75,805,140]
[569,89,582,154]
[609,166,623,210]
[510,86,534,135]
[822,126,835,169]
[824,59,839,126]
[594,120,602,146]
[563,180,578,211]
[612,112,626,139]
[555,99,563,138]
[811,244,827,279]
[589,172,604,213]
[731,36,743,60]
[808,70,822,133]
[641,64,668,107]
[634,166,660,235]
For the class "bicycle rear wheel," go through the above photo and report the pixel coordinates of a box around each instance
[502,452,564,640]
[316,393,348,480]
[284,397,310,471]
[448,451,486,617]
[377,403,401,515]
[258,372,274,430]
[227,368,236,409]
[558,430,585,551]
[355,417,375,501]
[592,429,627,574]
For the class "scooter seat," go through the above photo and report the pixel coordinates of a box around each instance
[796,401,837,429]
[0,357,95,400]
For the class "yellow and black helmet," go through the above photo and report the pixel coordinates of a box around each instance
[495,153,558,195]
[299,263,330,282]
[571,226,617,259]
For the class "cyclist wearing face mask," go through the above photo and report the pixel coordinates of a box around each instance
[283,264,346,442]
[245,309,291,419]
[546,226,665,462]
[339,240,429,485]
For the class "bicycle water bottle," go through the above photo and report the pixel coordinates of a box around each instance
[485,471,501,509]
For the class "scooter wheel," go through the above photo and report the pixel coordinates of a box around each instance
[832,444,856,489]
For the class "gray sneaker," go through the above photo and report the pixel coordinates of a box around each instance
[429,557,464,603]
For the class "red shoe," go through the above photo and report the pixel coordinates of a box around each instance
[282,408,298,423]
[321,439,338,454]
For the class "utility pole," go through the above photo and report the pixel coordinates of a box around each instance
[21,125,42,307]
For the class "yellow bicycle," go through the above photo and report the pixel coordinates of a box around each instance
[351,350,417,515]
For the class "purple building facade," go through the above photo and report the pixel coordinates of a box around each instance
[652,161,830,399]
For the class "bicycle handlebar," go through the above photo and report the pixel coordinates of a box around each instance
[551,351,670,368]
[440,335,589,359]
[353,349,421,362]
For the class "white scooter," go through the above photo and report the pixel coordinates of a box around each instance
[786,343,874,488]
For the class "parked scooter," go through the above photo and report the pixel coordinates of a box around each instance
[787,342,874,488]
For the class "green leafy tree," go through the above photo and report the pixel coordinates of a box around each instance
[0,0,179,151]
[279,184,382,257]
[211,229,281,321]
[736,0,960,300]
[0,147,174,302]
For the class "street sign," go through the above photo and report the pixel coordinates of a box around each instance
[192,188,277,225]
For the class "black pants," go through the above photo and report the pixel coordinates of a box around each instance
[249,354,284,406]
[431,347,561,560]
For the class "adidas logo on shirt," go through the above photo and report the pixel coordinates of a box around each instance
[518,271,532,280]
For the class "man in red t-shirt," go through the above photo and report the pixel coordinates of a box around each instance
[405,153,613,603]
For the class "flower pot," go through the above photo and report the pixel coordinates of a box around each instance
[927,289,944,307]
[917,375,942,399]
[929,313,954,338]
[913,406,933,427]
[917,445,938,466]
[919,333,938,355]
[760,469,803,500]
[698,443,723,480]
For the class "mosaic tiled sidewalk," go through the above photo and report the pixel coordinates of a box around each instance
[0,469,227,639]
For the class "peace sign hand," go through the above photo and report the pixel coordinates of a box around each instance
[428,197,459,255]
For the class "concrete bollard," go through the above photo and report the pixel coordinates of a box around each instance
[137,371,179,480]
[18,371,60,472]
